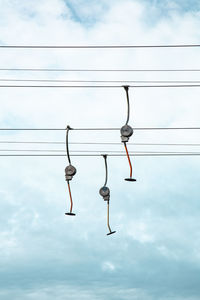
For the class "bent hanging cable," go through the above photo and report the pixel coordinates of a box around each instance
[124,143,133,178]
[66,125,71,164]
[67,181,73,214]
[124,86,130,125]
[99,155,116,236]
[107,201,113,235]
[65,125,77,216]
[104,154,108,187]
[121,86,136,182]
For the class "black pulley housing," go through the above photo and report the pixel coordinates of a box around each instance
[120,125,133,142]
[65,165,76,181]
[99,186,110,201]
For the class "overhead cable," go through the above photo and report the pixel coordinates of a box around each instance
[1,68,200,72]
[2,150,200,154]
[1,84,200,88]
[1,127,200,131]
[1,153,200,156]
[1,79,200,84]
[1,44,200,48]
[1,141,200,146]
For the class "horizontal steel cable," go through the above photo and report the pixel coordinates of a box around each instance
[1,68,200,72]
[0,141,200,146]
[1,44,200,48]
[0,127,200,131]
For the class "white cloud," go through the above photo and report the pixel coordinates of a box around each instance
[102,261,116,271]
[127,220,155,243]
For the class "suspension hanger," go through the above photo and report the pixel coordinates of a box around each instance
[120,86,136,182]
[65,125,77,216]
[99,155,116,236]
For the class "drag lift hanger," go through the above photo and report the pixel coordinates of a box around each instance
[65,126,77,216]
[120,86,136,181]
[99,155,116,235]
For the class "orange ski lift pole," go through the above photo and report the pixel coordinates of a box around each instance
[99,155,116,236]
[65,125,77,216]
[120,86,136,182]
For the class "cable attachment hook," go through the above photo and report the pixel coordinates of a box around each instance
[120,86,136,182]
[65,125,77,216]
[99,155,116,236]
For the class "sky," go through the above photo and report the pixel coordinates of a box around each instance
[0,0,200,299]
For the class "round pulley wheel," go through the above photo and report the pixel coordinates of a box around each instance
[99,186,110,197]
[65,165,77,176]
[120,125,133,137]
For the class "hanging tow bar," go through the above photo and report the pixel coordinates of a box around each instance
[120,86,136,182]
[65,125,77,216]
[99,155,116,236]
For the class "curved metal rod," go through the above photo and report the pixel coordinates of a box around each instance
[123,86,130,125]
[67,180,73,213]
[107,201,112,233]
[107,201,112,232]
[103,154,108,186]
[124,142,132,178]
[66,125,71,164]
[107,201,116,235]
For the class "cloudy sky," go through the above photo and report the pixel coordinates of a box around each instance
[0,0,200,299]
